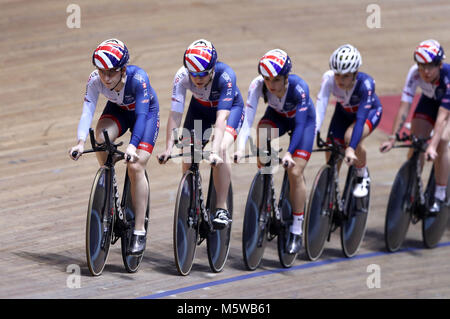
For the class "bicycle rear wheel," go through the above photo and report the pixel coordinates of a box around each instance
[121,171,150,273]
[341,166,370,258]
[86,167,113,276]
[304,165,333,261]
[242,171,268,270]
[384,160,413,252]
[173,170,199,276]
[422,167,449,248]
[277,172,297,268]
[206,169,233,273]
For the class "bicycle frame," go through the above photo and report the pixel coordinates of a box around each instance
[393,134,430,223]
[172,129,214,240]
[84,129,129,246]
[313,133,346,235]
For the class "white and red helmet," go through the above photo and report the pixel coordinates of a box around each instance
[329,44,362,74]
[258,49,292,78]
[183,39,217,73]
[414,39,445,64]
[92,39,129,70]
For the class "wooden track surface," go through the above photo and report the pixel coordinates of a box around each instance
[1,0,449,300]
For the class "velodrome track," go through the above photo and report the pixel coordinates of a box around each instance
[1,0,449,300]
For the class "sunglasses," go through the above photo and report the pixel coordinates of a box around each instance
[189,69,212,77]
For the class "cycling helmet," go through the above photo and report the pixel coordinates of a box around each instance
[258,49,291,78]
[414,39,445,65]
[183,39,217,73]
[329,44,362,74]
[92,39,129,70]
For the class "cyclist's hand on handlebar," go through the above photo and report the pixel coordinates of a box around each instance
[209,152,223,166]
[157,149,172,164]
[425,145,437,161]
[125,144,140,163]
[379,138,395,153]
[281,152,295,169]
[344,147,357,166]
[233,150,244,163]
[69,144,84,161]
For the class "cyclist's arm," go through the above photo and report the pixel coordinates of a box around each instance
[130,74,159,148]
[389,100,412,139]
[391,65,419,138]
[315,70,333,133]
[164,68,188,151]
[213,68,239,153]
[212,109,230,155]
[288,88,311,154]
[348,82,374,149]
[237,77,263,151]
[165,110,183,150]
[429,106,450,150]
[77,72,101,143]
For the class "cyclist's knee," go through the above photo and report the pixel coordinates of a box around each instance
[127,161,145,177]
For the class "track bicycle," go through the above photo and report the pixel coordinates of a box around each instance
[73,128,150,276]
[304,132,370,261]
[241,136,298,270]
[384,133,449,252]
[160,129,233,276]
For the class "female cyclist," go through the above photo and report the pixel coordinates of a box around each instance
[316,44,383,198]
[380,39,449,213]
[158,39,244,230]
[69,39,160,255]
[235,49,316,254]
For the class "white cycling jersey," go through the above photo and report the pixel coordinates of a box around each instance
[401,64,441,103]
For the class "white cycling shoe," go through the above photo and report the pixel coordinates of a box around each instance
[353,176,370,198]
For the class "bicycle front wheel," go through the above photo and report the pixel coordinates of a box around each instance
[277,171,297,268]
[206,171,233,273]
[173,170,198,276]
[384,160,413,252]
[304,165,333,261]
[242,171,268,270]
[422,167,449,248]
[86,167,113,276]
[341,166,370,258]
[121,171,150,273]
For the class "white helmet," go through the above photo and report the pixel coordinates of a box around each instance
[329,44,362,74]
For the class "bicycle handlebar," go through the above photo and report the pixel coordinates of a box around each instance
[312,132,345,156]
[74,128,126,161]
[393,133,430,151]
[158,129,215,164]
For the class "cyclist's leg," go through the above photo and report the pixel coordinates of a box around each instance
[211,102,243,222]
[212,131,234,210]
[95,102,125,165]
[432,120,449,209]
[326,103,352,168]
[256,108,284,168]
[128,150,151,232]
[128,112,159,254]
[286,120,314,253]
[129,111,159,232]
[409,95,437,164]
[180,98,214,173]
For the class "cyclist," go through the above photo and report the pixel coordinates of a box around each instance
[316,44,383,198]
[158,39,244,230]
[69,39,160,255]
[235,49,316,254]
[380,39,449,213]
